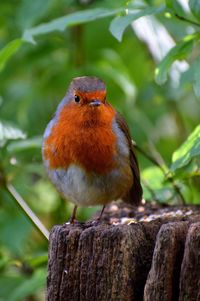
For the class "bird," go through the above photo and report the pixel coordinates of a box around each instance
[42,76,142,223]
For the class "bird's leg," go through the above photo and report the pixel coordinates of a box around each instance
[97,205,106,220]
[69,205,78,224]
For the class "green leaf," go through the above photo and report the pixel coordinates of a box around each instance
[0,275,25,301]
[193,58,200,97]
[1,8,123,68]
[142,166,165,189]
[17,0,52,29]
[9,269,46,301]
[29,180,59,213]
[171,158,200,179]
[166,0,186,16]
[189,0,200,21]
[109,5,165,42]
[171,124,200,171]
[27,253,48,268]
[155,35,195,85]
[180,58,200,97]
[142,166,174,203]
[22,7,123,44]
[0,39,23,71]
[0,207,31,254]
[98,49,136,101]
[0,121,26,147]
[7,136,42,153]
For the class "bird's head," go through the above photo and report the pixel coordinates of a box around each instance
[66,76,107,108]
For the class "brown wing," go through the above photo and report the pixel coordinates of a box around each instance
[116,112,143,206]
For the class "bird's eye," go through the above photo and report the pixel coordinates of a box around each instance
[74,95,80,103]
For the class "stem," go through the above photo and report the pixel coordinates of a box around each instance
[6,183,49,241]
[134,143,186,205]
[71,24,84,67]
[134,143,161,169]
[148,143,186,205]
[175,14,200,28]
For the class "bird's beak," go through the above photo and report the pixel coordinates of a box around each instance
[89,100,101,107]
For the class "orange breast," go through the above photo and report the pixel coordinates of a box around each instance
[44,103,117,174]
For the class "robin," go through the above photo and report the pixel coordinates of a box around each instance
[42,76,142,223]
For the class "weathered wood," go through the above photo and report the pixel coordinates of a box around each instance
[46,205,200,301]
[144,222,188,301]
[179,223,200,301]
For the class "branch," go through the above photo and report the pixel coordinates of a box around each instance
[148,143,186,205]
[175,14,200,28]
[6,183,49,241]
[134,143,186,205]
[0,159,49,240]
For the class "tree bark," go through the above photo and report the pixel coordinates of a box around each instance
[46,204,200,301]
[179,223,200,301]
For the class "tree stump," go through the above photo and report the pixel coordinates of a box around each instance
[46,204,200,301]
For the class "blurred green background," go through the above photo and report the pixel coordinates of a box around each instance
[0,0,200,300]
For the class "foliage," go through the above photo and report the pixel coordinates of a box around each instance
[0,0,199,299]
[171,124,200,173]
[0,121,26,147]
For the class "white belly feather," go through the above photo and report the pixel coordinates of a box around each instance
[47,163,132,206]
